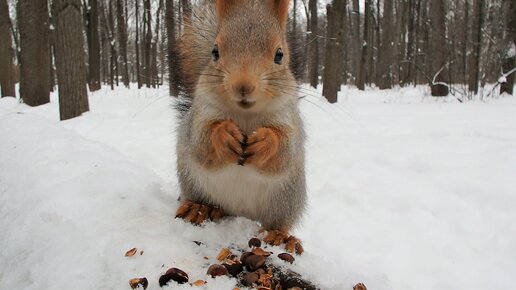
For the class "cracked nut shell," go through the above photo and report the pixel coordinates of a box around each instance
[159,268,189,286]
[278,253,295,264]
[241,272,259,287]
[243,254,266,271]
[248,237,262,248]
[207,264,229,278]
[129,277,148,289]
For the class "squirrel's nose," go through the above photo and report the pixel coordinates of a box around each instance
[233,83,255,98]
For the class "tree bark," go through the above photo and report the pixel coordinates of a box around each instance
[377,0,394,89]
[468,0,484,95]
[308,0,319,88]
[357,0,371,90]
[17,0,51,106]
[351,0,360,86]
[116,0,130,88]
[143,0,152,88]
[52,0,89,120]
[135,0,142,88]
[322,1,345,103]
[428,0,449,96]
[0,0,15,97]
[500,0,515,95]
[86,0,101,91]
[166,0,179,96]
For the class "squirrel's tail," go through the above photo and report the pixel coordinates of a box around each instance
[178,1,218,99]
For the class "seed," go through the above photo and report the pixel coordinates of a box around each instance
[243,254,266,271]
[278,253,295,264]
[206,264,229,278]
[159,268,189,286]
[248,237,262,248]
[241,272,259,287]
[252,247,272,257]
[129,277,148,289]
[125,248,138,257]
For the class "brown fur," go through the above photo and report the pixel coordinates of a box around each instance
[176,0,307,253]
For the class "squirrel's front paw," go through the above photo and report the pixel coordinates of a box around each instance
[243,127,281,171]
[209,120,245,165]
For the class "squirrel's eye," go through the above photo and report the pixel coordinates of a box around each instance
[274,48,283,65]
[212,45,220,61]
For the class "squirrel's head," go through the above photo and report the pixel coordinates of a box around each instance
[197,0,296,114]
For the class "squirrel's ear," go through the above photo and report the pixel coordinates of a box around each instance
[215,0,237,20]
[268,0,290,29]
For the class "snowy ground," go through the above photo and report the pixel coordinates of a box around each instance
[0,85,515,290]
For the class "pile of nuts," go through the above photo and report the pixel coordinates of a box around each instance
[126,237,300,289]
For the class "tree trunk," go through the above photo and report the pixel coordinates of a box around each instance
[377,0,394,89]
[116,0,130,88]
[166,0,179,96]
[17,0,51,106]
[135,0,142,88]
[308,0,319,88]
[52,0,89,120]
[468,0,484,95]
[500,0,515,95]
[357,0,371,90]
[0,0,15,97]
[322,1,345,103]
[351,0,360,86]
[428,0,449,96]
[86,0,101,91]
[143,0,152,88]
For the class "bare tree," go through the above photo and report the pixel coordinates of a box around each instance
[0,0,15,97]
[377,0,394,89]
[52,0,89,120]
[116,0,130,88]
[428,0,449,96]
[135,0,142,88]
[308,0,319,88]
[322,0,346,103]
[357,0,372,90]
[500,0,515,95]
[468,0,485,95]
[143,0,152,88]
[85,0,101,91]
[166,0,180,95]
[17,0,51,106]
[350,0,360,86]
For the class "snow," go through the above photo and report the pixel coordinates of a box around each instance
[1,85,515,290]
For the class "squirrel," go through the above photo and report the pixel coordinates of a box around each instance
[175,0,306,254]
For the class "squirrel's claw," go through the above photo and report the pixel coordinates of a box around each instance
[262,229,304,255]
[175,200,225,225]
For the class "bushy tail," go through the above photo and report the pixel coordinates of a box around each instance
[179,1,218,98]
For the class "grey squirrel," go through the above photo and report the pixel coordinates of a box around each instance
[175,0,306,254]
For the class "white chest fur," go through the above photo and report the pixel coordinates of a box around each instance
[190,163,284,220]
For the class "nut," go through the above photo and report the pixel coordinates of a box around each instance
[125,248,138,257]
[192,280,207,286]
[243,254,266,271]
[278,253,295,264]
[353,283,368,290]
[216,248,232,261]
[129,277,148,289]
[241,272,259,287]
[248,237,262,248]
[240,251,253,262]
[159,268,189,286]
[252,247,272,257]
[223,262,243,277]
[206,264,229,278]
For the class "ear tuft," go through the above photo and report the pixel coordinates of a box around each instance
[216,0,238,20]
[269,0,290,29]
